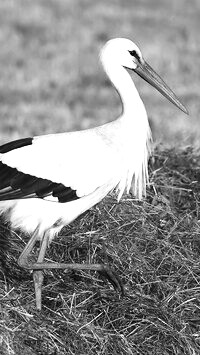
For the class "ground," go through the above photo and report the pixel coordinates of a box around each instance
[0,1,200,355]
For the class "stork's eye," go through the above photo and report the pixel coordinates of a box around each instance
[129,50,140,62]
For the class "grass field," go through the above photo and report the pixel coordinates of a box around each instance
[1,1,200,354]
[0,0,199,144]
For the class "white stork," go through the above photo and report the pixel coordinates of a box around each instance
[0,38,188,310]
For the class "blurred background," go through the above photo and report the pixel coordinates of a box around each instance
[0,0,199,146]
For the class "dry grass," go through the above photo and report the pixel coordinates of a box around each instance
[1,147,200,355]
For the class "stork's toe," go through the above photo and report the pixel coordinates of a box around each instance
[98,265,124,295]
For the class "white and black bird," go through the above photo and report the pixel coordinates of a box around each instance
[0,38,188,309]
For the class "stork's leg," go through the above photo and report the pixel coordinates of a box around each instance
[18,227,40,268]
[33,232,49,310]
[18,230,124,306]
[18,228,49,310]
[30,261,124,295]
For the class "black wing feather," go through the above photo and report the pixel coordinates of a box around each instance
[0,137,79,203]
[0,137,33,154]
[0,162,79,203]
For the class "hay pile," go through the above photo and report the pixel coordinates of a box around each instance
[1,147,200,355]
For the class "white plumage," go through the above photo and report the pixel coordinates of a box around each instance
[0,123,151,239]
[0,38,188,309]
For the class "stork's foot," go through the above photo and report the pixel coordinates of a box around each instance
[98,264,124,295]
[33,270,44,310]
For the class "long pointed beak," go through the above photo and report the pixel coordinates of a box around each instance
[134,60,189,115]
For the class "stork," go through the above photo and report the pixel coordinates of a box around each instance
[0,38,188,310]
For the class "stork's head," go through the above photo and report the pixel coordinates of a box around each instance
[101,38,143,69]
[101,38,188,114]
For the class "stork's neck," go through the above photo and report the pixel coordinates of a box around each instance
[103,61,147,120]
[100,51,152,201]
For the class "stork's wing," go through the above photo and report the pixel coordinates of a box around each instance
[0,137,80,202]
[0,162,79,202]
[0,129,120,202]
